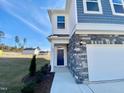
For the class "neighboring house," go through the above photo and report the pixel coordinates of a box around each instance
[39,51,49,55]
[22,48,40,55]
[48,0,124,83]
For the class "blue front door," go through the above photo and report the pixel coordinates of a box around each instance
[57,49,64,66]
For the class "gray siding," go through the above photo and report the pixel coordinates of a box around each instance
[77,0,124,24]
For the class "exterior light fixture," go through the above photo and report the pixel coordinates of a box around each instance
[80,40,86,45]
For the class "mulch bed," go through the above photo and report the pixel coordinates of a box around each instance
[34,72,55,93]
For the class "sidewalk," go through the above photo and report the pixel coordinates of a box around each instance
[50,68,92,93]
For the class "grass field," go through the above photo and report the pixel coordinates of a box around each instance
[0,52,51,60]
[0,57,49,93]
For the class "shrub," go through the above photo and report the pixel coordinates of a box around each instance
[21,82,35,93]
[22,62,51,93]
[40,64,51,75]
[35,71,44,83]
[29,55,36,76]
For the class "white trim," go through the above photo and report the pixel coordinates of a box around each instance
[70,23,124,38]
[75,0,78,24]
[54,46,67,67]
[54,14,69,34]
[109,0,124,16]
[50,43,54,72]
[76,30,124,35]
[70,24,77,38]
[52,39,69,44]
[76,23,124,34]
[48,36,69,43]
[56,48,65,66]
[87,44,124,47]
[83,0,103,14]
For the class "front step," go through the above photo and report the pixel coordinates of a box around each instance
[54,67,68,72]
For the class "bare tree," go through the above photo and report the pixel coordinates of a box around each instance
[15,36,20,48]
[0,31,5,44]
[23,38,27,48]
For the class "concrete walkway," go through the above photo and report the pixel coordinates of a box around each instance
[51,68,124,93]
[50,68,92,93]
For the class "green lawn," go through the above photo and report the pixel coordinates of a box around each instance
[0,58,49,93]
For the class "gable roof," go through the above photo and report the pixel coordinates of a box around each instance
[48,0,72,22]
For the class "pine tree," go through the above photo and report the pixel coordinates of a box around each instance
[29,55,36,76]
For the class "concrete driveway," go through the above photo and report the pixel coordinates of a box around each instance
[51,68,124,93]
[88,81,124,93]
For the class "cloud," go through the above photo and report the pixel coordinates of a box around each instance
[0,0,50,36]
[39,0,66,9]
[4,33,12,39]
[0,0,66,49]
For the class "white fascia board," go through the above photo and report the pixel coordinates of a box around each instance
[76,31,124,35]
[49,37,69,40]
[49,37,69,44]
[48,10,52,22]
[75,23,124,35]
[48,36,68,41]
[86,44,124,47]
[48,9,67,23]
[48,0,71,22]
[49,0,71,13]
[52,39,69,44]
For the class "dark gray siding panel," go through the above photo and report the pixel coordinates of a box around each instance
[77,0,124,24]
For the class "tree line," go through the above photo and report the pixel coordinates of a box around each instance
[0,31,27,51]
[0,31,4,43]
[15,36,27,48]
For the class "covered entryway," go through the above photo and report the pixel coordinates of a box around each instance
[48,34,69,72]
[87,45,124,81]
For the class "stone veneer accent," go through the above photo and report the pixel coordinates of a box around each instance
[67,33,124,83]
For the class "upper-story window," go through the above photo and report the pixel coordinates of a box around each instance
[83,0,103,14]
[57,16,65,29]
[110,0,124,16]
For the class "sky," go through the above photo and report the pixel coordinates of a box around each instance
[0,0,66,50]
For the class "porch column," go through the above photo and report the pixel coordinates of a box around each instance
[50,43,54,72]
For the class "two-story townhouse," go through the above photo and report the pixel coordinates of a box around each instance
[48,0,124,83]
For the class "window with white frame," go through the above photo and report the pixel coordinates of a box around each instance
[110,0,124,16]
[83,0,103,14]
[57,16,65,29]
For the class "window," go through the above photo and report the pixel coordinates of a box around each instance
[110,0,124,16]
[83,0,103,14]
[57,16,65,29]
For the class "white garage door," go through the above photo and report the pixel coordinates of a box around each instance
[87,45,124,81]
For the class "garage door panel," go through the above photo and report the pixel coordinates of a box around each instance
[87,45,124,81]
